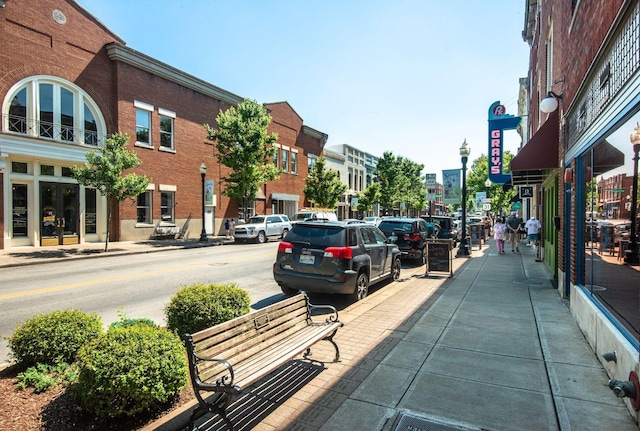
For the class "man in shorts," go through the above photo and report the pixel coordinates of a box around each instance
[506,212,523,252]
[525,216,542,246]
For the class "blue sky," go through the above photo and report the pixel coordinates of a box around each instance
[77,0,530,181]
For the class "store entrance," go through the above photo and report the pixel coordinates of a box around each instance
[40,182,79,246]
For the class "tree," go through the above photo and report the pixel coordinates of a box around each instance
[375,152,425,216]
[72,132,150,252]
[466,152,516,215]
[205,99,280,220]
[356,183,381,213]
[304,157,347,208]
[375,152,402,215]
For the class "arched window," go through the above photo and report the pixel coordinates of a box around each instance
[3,76,105,146]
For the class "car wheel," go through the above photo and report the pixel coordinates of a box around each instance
[256,231,267,243]
[281,228,289,239]
[280,285,299,296]
[391,257,401,281]
[352,271,369,301]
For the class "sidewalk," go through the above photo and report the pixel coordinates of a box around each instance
[2,238,637,430]
[148,239,638,431]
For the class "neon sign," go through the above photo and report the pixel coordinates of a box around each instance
[488,101,521,184]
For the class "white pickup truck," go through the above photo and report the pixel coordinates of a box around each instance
[233,214,292,243]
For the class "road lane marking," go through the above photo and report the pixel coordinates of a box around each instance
[0,251,274,300]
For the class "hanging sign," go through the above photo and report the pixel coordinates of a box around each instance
[488,101,521,184]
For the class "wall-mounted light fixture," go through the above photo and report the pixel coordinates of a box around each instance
[540,78,565,113]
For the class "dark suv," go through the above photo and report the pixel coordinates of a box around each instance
[273,221,401,301]
[422,216,458,246]
[377,217,430,264]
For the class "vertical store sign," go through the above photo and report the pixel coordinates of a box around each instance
[488,101,521,184]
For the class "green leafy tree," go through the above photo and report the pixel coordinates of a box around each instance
[304,157,347,208]
[71,132,150,252]
[375,152,402,214]
[375,152,425,216]
[205,99,280,220]
[356,182,381,213]
[398,157,426,215]
[466,152,517,215]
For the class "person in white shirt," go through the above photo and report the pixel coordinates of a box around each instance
[525,216,541,246]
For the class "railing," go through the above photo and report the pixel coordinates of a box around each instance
[2,113,102,147]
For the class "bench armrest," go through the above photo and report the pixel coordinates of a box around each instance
[192,353,236,388]
[306,300,340,324]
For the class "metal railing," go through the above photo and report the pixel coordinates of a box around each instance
[2,113,102,147]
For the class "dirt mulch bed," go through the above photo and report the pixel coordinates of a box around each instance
[0,364,194,431]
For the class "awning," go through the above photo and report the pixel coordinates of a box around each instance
[510,110,559,185]
[255,188,266,200]
[271,193,299,201]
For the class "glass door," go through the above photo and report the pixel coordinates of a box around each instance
[40,182,79,246]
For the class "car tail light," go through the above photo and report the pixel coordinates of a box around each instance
[406,233,420,241]
[278,242,293,254]
[324,246,353,259]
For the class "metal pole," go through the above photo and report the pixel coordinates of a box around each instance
[456,155,470,257]
[624,142,639,265]
[199,168,208,242]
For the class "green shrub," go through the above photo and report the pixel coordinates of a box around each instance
[75,325,187,418]
[108,308,157,330]
[8,309,103,366]
[165,282,251,335]
[16,360,79,393]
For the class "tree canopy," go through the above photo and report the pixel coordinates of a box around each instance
[375,152,425,215]
[205,99,280,220]
[71,132,150,252]
[303,157,347,208]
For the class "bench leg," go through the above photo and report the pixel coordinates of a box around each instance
[188,392,235,431]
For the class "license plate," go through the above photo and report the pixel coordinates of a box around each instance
[299,254,315,264]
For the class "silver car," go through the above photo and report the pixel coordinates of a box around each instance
[234,214,292,243]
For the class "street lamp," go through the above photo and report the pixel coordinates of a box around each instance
[199,162,208,242]
[456,139,471,257]
[485,178,492,219]
[624,123,640,265]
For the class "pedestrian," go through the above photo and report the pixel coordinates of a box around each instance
[224,219,230,238]
[493,217,507,254]
[506,211,523,252]
[229,218,235,238]
[525,216,542,247]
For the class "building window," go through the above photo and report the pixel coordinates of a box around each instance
[3,77,104,146]
[160,191,174,223]
[62,167,72,177]
[137,191,152,224]
[12,184,28,237]
[274,147,280,169]
[12,162,28,173]
[136,108,151,146]
[159,108,175,150]
[282,149,289,173]
[85,188,97,234]
[41,165,54,176]
[291,151,298,174]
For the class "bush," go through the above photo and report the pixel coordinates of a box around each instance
[75,325,187,418]
[165,282,251,335]
[16,360,79,393]
[8,309,103,366]
[108,308,158,330]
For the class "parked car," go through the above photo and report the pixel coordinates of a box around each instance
[377,217,430,264]
[234,214,291,243]
[291,210,338,224]
[273,220,401,301]
[363,216,382,226]
[422,216,458,246]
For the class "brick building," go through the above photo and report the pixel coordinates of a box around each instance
[0,0,327,250]
[517,0,639,420]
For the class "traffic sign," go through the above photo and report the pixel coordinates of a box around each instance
[482,203,491,211]
[425,173,437,189]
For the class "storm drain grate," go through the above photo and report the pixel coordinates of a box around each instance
[394,413,476,431]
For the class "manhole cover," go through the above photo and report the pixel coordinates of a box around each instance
[394,413,476,431]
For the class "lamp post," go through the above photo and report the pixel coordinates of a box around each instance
[199,162,208,242]
[456,139,471,257]
[624,123,640,265]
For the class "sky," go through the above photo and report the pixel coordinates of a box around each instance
[76,0,530,183]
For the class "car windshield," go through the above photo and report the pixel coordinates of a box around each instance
[248,216,265,223]
[378,221,413,232]
[294,214,311,221]
[286,225,344,248]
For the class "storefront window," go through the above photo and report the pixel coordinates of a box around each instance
[85,188,97,234]
[579,112,639,344]
[12,184,28,237]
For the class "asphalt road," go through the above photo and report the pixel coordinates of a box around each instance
[0,242,283,364]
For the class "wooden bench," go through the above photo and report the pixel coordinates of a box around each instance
[181,294,343,430]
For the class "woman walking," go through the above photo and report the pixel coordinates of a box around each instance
[493,217,507,254]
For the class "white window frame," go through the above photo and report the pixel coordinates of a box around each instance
[137,189,153,225]
[281,146,289,173]
[159,107,175,151]
[159,185,176,223]
[2,76,106,146]
[291,149,298,174]
[134,100,153,148]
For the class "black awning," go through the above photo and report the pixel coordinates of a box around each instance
[510,110,559,185]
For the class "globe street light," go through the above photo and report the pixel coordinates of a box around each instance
[624,123,639,265]
[199,162,208,242]
[456,139,471,257]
